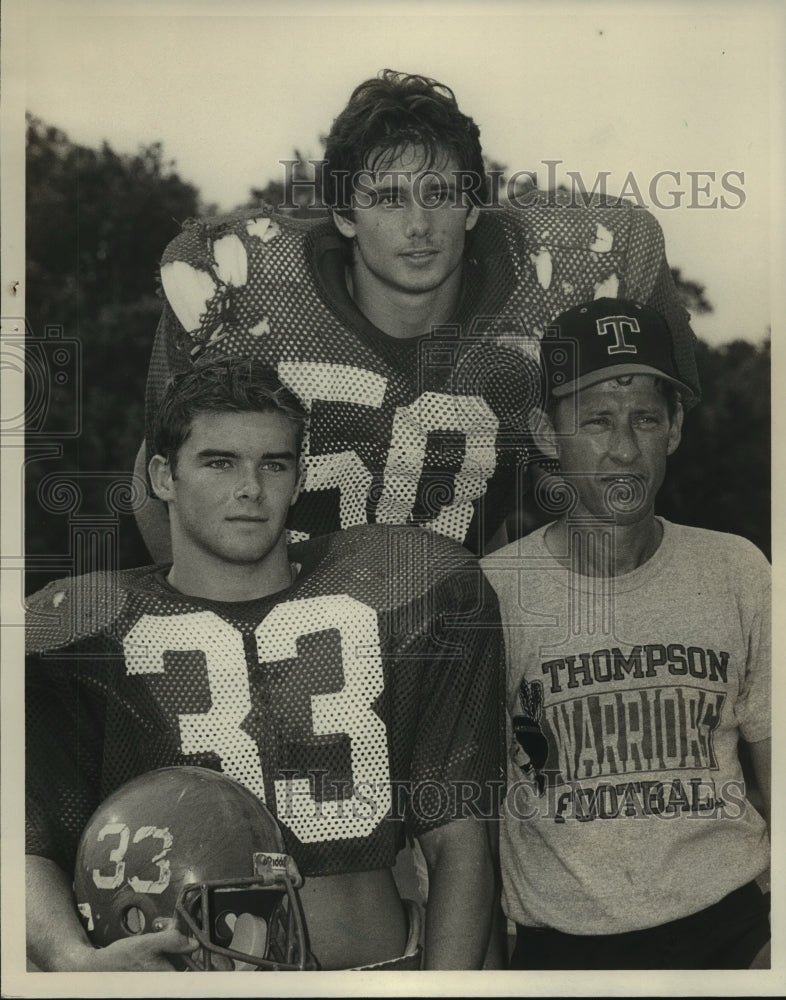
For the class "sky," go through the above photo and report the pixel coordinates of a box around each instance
[9,0,785,348]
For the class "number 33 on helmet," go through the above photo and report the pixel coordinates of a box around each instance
[73,766,316,970]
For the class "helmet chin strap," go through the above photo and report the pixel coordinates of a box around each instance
[229,913,270,971]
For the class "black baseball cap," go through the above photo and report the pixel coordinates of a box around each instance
[541,298,697,403]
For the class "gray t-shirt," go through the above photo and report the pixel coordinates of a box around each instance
[482,518,770,934]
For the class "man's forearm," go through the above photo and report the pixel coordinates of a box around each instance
[27,853,198,971]
[419,820,494,969]
[26,855,97,971]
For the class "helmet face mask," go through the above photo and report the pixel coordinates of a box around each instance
[173,863,310,970]
[73,767,314,971]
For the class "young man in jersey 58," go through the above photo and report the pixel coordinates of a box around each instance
[137,69,700,561]
[26,357,503,972]
[482,298,771,969]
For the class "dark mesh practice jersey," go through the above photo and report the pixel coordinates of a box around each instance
[146,199,698,554]
[26,526,503,879]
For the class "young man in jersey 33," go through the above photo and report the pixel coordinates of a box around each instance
[482,298,771,969]
[26,357,503,972]
[136,69,700,562]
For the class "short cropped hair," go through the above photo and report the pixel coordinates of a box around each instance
[153,357,308,474]
[324,68,487,213]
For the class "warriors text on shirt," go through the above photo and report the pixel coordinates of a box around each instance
[547,684,725,782]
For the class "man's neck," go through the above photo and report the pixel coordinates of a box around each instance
[166,548,294,602]
[346,265,462,339]
[545,515,663,577]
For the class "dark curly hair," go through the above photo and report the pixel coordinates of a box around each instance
[153,356,308,474]
[324,69,487,214]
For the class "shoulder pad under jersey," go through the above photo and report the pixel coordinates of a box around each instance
[494,195,659,272]
[25,566,161,654]
[474,197,699,401]
[159,207,329,345]
[290,524,484,610]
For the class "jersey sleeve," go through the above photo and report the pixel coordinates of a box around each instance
[25,654,107,874]
[145,213,244,448]
[144,299,193,450]
[142,226,210,555]
[626,207,701,404]
[139,266,189,559]
[404,561,504,839]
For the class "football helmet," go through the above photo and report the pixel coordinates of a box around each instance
[73,766,315,970]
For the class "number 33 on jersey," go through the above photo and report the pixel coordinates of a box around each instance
[26,526,503,879]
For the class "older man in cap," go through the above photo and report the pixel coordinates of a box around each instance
[482,297,771,969]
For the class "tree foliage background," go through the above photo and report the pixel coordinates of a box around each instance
[24,116,201,594]
[24,116,771,594]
